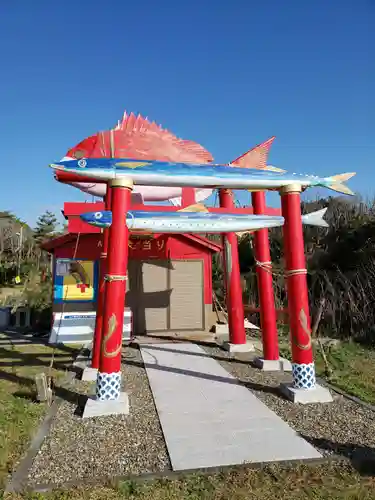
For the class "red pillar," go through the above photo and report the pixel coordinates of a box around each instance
[280,185,315,389]
[181,187,196,207]
[96,178,133,400]
[91,187,112,370]
[251,191,279,360]
[219,189,247,345]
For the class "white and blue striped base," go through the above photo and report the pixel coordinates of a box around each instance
[292,363,316,389]
[96,371,121,400]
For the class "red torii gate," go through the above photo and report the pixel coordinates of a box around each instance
[55,131,331,415]
[63,185,313,384]
[64,192,282,362]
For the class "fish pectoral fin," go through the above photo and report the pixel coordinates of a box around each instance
[265,165,287,173]
[114,161,151,168]
[230,162,286,173]
[328,172,356,196]
[177,203,208,213]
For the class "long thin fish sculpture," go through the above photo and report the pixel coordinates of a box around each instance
[80,208,329,234]
[50,158,355,195]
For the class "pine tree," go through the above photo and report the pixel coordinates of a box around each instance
[34,211,58,244]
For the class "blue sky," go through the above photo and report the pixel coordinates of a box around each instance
[0,1,373,227]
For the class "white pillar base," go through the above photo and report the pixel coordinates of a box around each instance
[280,382,333,404]
[82,392,130,418]
[96,371,122,400]
[253,357,293,372]
[81,366,98,382]
[222,341,255,353]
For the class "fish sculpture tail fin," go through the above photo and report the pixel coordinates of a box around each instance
[301,208,329,228]
[326,172,356,196]
[177,203,209,213]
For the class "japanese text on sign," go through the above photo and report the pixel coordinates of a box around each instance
[128,238,165,252]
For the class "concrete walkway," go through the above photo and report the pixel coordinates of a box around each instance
[140,342,321,471]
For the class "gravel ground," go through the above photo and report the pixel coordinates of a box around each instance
[23,341,375,489]
[26,345,171,488]
[203,345,375,464]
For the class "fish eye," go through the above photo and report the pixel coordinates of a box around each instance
[78,159,87,168]
[94,212,103,219]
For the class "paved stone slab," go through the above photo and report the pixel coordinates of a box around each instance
[140,343,321,471]
[222,341,255,353]
[280,382,333,404]
[82,392,129,419]
[253,357,293,372]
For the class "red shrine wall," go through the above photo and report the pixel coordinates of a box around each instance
[51,201,225,333]
[53,233,213,305]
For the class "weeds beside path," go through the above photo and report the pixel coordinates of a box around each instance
[5,461,375,500]
[280,340,375,405]
[0,333,79,493]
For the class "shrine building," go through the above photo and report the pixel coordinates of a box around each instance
[43,201,222,338]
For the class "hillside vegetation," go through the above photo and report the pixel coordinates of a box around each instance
[212,196,375,345]
[2,197,375,345]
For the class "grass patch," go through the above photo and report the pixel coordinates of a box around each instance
[2,335,375,499]
[6,461,375,499]
[279,340,375,405]
[0,333,79,493]
[316,342,375,404]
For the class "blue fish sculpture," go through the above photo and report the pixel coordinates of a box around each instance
[50,158,356,195]
[80,208,329,234]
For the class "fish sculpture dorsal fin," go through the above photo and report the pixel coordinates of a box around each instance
[231,136,285,173]
[66,111,213,164]
[236,230,254,239]
[177,203,209,213]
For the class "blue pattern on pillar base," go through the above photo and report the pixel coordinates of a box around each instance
[96,371,121,400]
[292,363,316,389]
